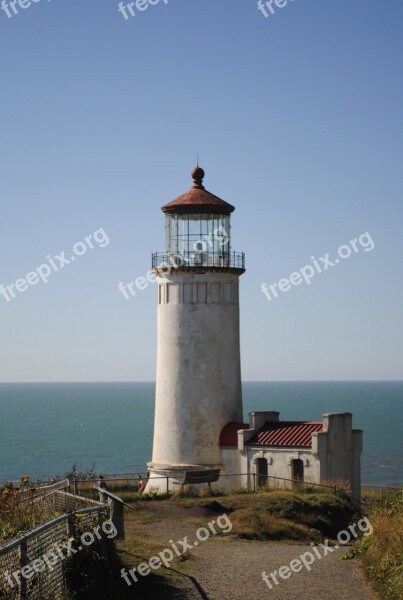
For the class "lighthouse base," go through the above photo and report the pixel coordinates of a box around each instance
[145,463,222,494]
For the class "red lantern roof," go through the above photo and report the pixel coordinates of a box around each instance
[161,167,235,215]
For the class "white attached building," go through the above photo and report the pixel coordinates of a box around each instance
[219,411,363,502]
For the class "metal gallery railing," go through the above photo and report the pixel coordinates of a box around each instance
[152,251,245,270]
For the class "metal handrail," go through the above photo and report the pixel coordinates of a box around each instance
[0,506,104,555]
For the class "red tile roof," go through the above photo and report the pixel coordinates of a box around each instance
[219,421,324,448]
[248,421,323,448]
[219,422,249,446]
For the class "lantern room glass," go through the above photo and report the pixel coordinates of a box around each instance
[166,213,231,260]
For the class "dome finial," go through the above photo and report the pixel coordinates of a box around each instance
[191,166,205,189]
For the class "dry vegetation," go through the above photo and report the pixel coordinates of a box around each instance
[345,489,403,600]
[0,479,55,543]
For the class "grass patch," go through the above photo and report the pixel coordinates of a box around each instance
[229,509,317,541]
[344,489,402,600]
[209,491,354,540]
[121,489,355,544]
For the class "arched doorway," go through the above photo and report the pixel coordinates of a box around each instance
[291,459,304,485]
[256,457,268,487]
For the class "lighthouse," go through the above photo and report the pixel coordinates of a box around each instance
[146,166,246,492]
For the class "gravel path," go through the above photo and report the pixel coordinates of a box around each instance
[175,537,379,600]
[129,503,379,600]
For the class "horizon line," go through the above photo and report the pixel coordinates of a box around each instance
[0,379,402,384]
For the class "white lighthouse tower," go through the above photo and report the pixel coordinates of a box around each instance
[146,166,246,492]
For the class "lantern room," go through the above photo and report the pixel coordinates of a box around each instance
[152,167,245,271]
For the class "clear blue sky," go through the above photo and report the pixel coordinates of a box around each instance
[1,0,402,382]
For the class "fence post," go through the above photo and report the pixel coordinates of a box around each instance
[73,478,77,496]
[67,513,75,538]
[166,477,169,494]
[253,473,256,493]
[19,538,27,599]
[333,484,337,495]
[109,498,125,540]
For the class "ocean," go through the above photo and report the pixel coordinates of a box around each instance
[0,381,401,486]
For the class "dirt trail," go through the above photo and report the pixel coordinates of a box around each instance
[177,537,379,600]
[127,502,379,600]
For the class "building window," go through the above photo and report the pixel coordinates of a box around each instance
[291,459,304,484]
[256,458,268,487]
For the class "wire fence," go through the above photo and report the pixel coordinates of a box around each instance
[70,471,340,498]
[361,483,402,496]
[0,489,108,600]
